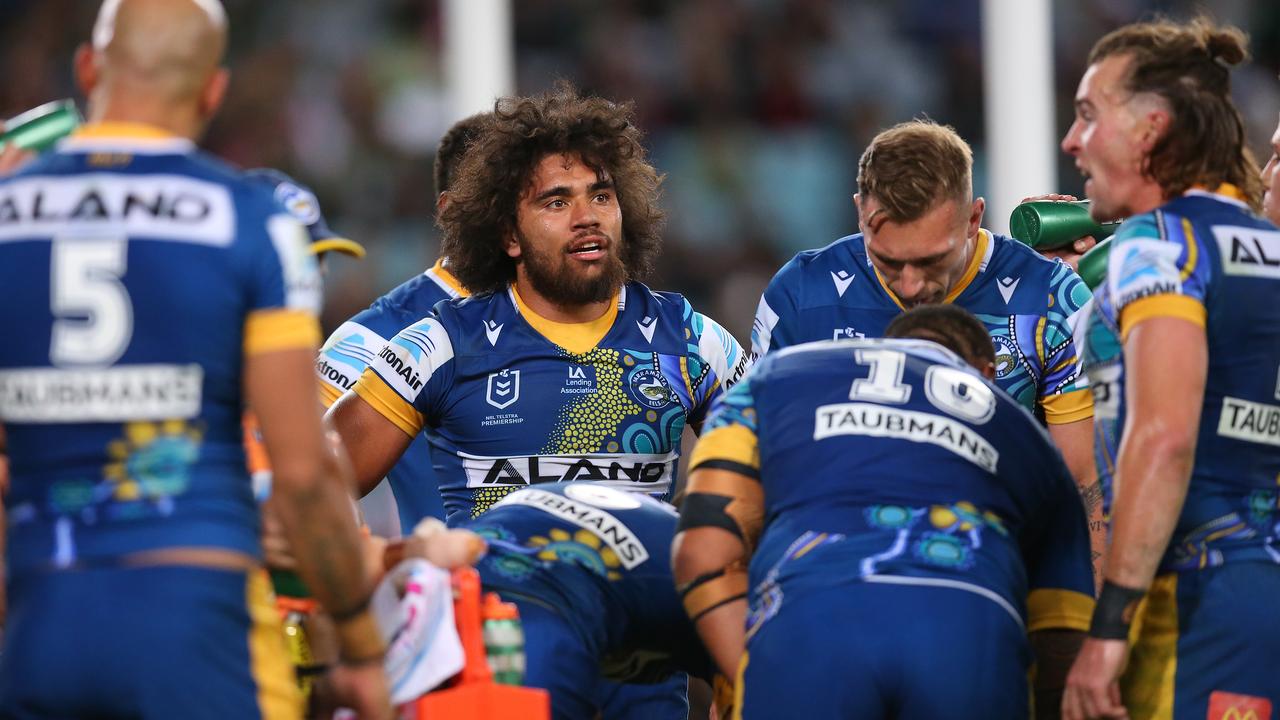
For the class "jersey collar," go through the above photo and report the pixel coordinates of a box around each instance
[1184,183,1250,209]
[870,228,991,310]
[61,122,195,154]
[508,284,621,355]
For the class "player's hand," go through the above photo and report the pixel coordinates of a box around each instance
[0,125,34,177]
[317,660,394,720]
[1062,637,1130,719]
[1018,193,1097,271]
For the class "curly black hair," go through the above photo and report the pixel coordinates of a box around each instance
[437,83,665,296]
[885,304,995,372]
[433,112,492,199]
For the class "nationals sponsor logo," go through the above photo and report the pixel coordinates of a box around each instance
[458,450,677,495]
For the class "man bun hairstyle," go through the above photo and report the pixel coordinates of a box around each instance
[1088,16,1263,207]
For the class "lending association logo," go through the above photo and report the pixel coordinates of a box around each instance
[486,369,520,409]
[563,364,596,395]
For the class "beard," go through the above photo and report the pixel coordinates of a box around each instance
[517,230,628,306]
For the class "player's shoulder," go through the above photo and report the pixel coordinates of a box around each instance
[772,234,862,281]
[982,231,1087,312]
[351,271,455,338]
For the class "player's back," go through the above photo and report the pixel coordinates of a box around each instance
[741,338,1088,616]
[464,483,711,683]
[0,128,318,573]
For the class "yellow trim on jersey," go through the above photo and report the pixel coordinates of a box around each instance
[941,229,990,304]
[690,425,760,472]
[1120,295,1206,341]
[1178,218,1198,282]
[430,258,469,297]
[308,237,366,258]
[1121,573,1178,719]
[72,121,178,140]
[317,381,344,409]
[352,367,426,437]
[243,309,321,355]
[1042,388,1094,425]
[1026,588,1094,632]
[871,264,907,311]
[732,652,749,720]
[1034,316,1047,368]
[512,285,619,355]
[1206,182,1246,202]
[246,570,304,720]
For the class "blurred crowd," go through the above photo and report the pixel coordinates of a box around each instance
[2,0,1277,342]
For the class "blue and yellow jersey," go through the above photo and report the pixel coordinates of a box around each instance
[0,123,322,574]
[350,282,751,523]
[692,338,1095,635]
[316,258,466,525]
[752,230,1094,425]
[464,482,714,684]
[1079,186,1280,572]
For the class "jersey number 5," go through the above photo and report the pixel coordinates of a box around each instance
[850,347,997,424]
[50,237,133,366]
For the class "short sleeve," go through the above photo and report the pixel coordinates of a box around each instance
[1039,262,1095,424]
[1022,453,1096,632]
[242,212,322,355]
[1106,212,1210,340]
[316,320,388,408]
[351,317,455,437]
[687,368,762,480]
[751,262,801,356]
[684,303,753,430]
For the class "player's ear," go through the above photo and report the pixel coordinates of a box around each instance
[504,229,521,259]
[73,44,100,100]
[198,68,230,121]
[966,197,985,238]
[854,193,867,233]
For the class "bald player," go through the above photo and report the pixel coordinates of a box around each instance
[0,2,390,718]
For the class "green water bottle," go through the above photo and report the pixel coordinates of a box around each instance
[482,593,526,685]
[0,99,82,153]
[1009,200,1120,250]
[1077,237,1111,291]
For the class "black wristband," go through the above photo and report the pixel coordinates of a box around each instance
[1088,581,1146,640]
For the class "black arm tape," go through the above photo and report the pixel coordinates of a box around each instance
[677,492,744,540]
[1088,580,1146,640]
[689,458,760,480]
[678,562,748,622]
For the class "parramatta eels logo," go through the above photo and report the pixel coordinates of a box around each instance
[103,420,203,508]
[274,181,321,226]
[991,335,1018,379]
[528,527,624,581]
[628,368,673,409]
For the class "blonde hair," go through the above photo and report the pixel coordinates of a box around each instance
[857,120,972,225]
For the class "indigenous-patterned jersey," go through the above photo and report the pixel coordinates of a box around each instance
[752,230,1094,425]
[317,259,465,526]
[0,123,321,574]
[1078,186,1280,571]
[465,483,713,683]
[692,338,1095,636]
[352,282,751,523]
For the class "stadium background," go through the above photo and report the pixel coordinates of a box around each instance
[2,0,1276,345]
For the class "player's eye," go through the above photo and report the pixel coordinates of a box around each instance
[593,192,613,204]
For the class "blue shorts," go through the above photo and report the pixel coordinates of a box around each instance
[515,599,690,720]
[1123,563,1280,718]
[0,565,300,720]
[739,579,1030,719]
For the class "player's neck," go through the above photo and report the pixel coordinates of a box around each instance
[510,277,616,325]
[88,95,203,141]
